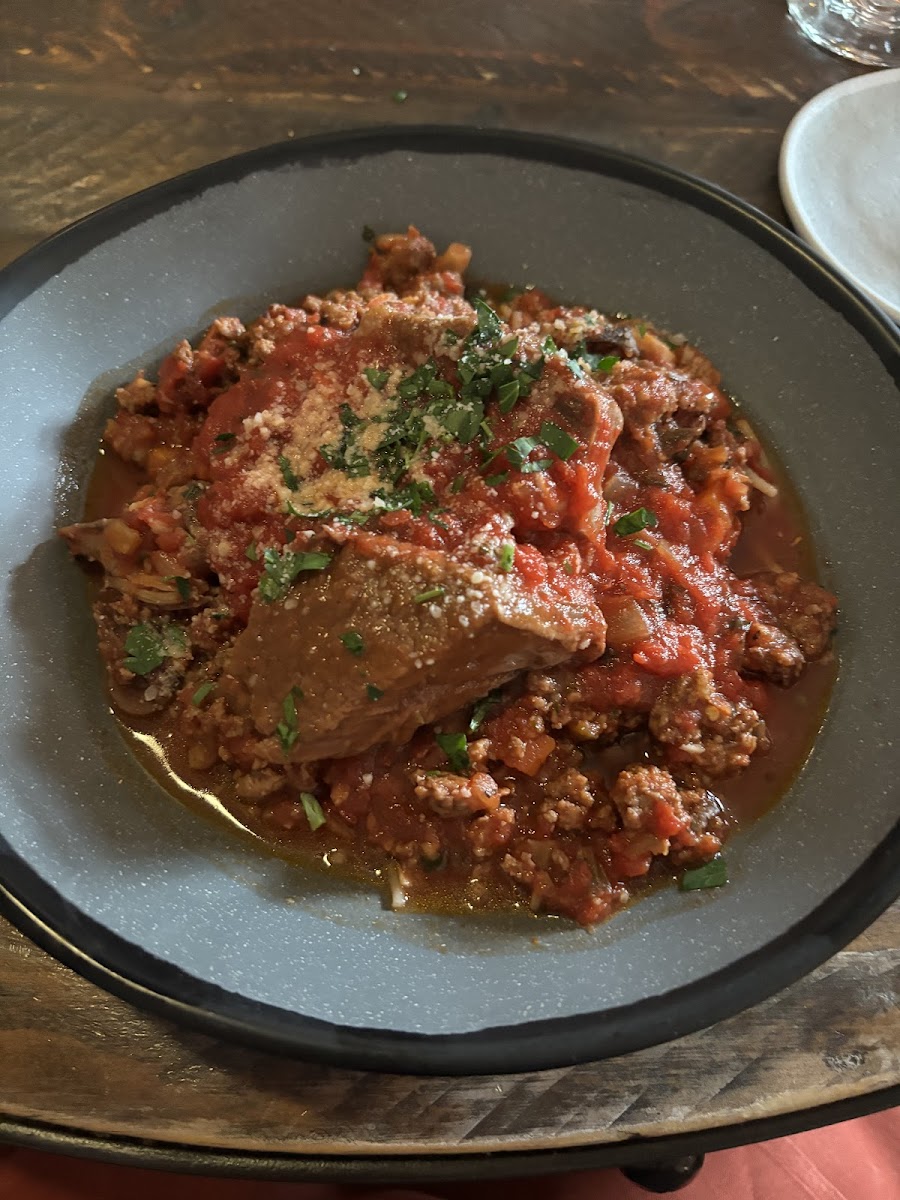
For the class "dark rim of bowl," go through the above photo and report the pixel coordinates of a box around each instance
[0,126,898,1078]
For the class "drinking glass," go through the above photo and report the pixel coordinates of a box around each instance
[788,0,900,65]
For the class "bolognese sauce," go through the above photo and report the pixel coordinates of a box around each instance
[62,227,837,926]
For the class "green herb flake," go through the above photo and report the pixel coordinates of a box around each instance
[594,354,619,372]
[450,474,467,494]
[633,538,654,551]
[468,689,502,733]
[278,454,300,490]
[366,684,384,702]
[680,857,728,892]
[497,543,515,573]
[473,297,502,343]
[212,431,237,455]
[497,378,520,413]
[604,499,614,525]
[637,323,648,337]
[364,366,391,390]
[541,335,558,356]
[613,507,659,537]
[484,472,509,487]
[540,421,579,462]
[245,541,258,562]
[340,630,365,656]
[414,587,445,604]
[300,791,327,831]
[562,560,575,576]
[166,575,191,601]
[258,548,332,603]
[191,681,215,707]
[435,731,471,774]
[519,457,553,474]
[392,88,409,103]
[276,687,304,754]
[182,482,203,503]
[122,622,184,676]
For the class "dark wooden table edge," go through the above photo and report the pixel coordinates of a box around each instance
[2,1084,898,1182]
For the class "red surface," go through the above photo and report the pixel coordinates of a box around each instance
[0,1109,896,1199]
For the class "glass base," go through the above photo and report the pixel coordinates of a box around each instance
[788,1,900,66]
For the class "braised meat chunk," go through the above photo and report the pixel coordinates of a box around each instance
[61,225,837,927]
[223,535,606,762]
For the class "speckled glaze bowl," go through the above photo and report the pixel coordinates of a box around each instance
[0,128,898,1075]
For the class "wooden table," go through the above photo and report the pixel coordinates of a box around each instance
[1,0,897,1181]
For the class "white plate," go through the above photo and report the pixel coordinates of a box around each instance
[780,69,900,323]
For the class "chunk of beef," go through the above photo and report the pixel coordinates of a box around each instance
[608,361,721,432]
[743,572,837,661]
[649,667,767,780]
[413,770,505,818]
[741,619,805,687]
[611,763,684,832]
[221,534,607,762]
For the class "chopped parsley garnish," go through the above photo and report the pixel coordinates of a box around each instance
[484,472,509,487]
[278,455,300,490]
[366,684,384,702]
[468,689,503,733]
[214,431,236,443]
[680,857,728,892]
[633,538,654,551]
[166,575,191,601]
[300,791,326,831]
[435,731,471,774]
[182,482,203,503]
[364,366,391,390]
[497,379,520,413]
[392,89,408,103]
[604,498,614,525]
[542,334,558,356]
[613,507,659,537]
[562,560,575,576]
[539,421,579,461]
[520,457,552,474]
[415,586,445,604]
[572,339,619,373]
[505,435,541,468]
[372,480,437,519]
[258,547,331,603]
[319,405,370,478]
[450,474,466,494]
[245,541,258,561]
[191,681,215,707]
[276,687,303,754]
[340,630,365,656]
[497,543,515,573]
[638,323,648,337]
[122,622,185,676]
[473,296,503,341]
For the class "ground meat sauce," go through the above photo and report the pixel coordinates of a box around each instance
[61,228,838,926]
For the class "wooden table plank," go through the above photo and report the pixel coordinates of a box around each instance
[0,0,895,1164]
[0,918,897,1155]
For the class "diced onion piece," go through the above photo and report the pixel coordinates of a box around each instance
[743,466,778,498]
[386,862,409,910]
[600,596,651,649]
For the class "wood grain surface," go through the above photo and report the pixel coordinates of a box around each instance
[0,0,897,1165]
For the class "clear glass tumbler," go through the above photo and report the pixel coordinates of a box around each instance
[788,0,900,65]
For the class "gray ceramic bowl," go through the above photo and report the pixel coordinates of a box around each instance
[1,128,898,1076]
